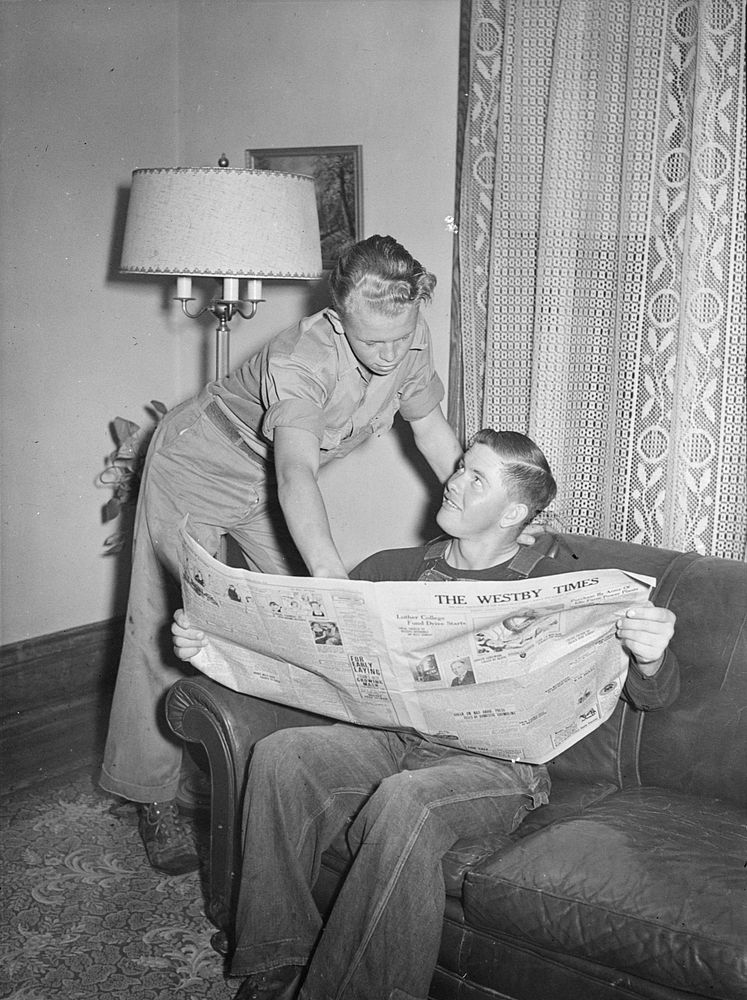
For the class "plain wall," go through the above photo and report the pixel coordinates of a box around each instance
[0,0,461,645]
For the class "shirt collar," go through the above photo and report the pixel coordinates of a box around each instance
[324,310,364,380]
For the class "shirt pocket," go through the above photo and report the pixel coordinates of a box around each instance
[320,415,354,451]
[367,393,399,436]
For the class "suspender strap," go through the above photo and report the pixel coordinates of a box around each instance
[422,537,451,563]
[506,533,560,578]
[418,538,454,582]
[418,533,560,582]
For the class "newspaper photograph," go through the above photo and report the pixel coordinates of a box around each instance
[178,522,656,764]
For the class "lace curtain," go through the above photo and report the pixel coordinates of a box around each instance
[450,0,746,558]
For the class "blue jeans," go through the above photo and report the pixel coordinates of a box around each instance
[100,392,305,803]
[231,725,550,1000]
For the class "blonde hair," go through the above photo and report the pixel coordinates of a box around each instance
[330,235,436,319]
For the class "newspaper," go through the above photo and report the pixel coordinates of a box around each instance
[178,524,655,764]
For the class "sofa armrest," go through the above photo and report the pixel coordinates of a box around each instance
[165,675,333,940]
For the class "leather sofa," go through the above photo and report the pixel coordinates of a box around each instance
[166,533,747,1000]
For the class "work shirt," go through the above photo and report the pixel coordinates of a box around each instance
[210,308,444,466]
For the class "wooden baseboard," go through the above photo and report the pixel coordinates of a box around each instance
[0,618,124,793]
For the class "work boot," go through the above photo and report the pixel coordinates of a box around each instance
[235,965,304,1000]
[138,800,200,875]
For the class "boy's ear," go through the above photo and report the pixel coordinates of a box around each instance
[501,502,529,529]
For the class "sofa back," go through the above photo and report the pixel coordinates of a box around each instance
[544,535,747,809]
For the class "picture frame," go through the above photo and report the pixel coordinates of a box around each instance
[245,145,363,269]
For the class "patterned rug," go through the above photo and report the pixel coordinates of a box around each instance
[1,770,234,999]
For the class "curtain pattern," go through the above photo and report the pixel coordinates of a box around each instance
[450,0,746,558]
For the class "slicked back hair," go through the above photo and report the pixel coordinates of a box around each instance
[329,235,436,319]
[469,429,557,524]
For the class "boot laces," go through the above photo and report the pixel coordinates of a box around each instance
[146,801,187,843]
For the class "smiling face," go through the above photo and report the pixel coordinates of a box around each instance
[436,442,528,543]
[340,301,420,376]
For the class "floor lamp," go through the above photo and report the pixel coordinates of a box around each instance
[119,158,323,379]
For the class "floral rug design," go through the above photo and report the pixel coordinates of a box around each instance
[1,771,234,999]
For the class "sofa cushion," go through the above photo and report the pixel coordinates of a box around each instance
[444,777,618,897]
[462,787,747,999]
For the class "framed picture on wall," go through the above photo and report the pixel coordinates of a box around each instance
[245,145,363,269]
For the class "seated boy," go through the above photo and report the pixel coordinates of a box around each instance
[172,429,678,1000]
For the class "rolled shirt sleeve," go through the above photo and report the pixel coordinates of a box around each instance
[258,313,339,444]
[263,397,328,442]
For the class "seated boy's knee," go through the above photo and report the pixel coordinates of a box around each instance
[252,726,326,772]
[373,770,433,815]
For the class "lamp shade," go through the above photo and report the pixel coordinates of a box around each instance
[120,167,323,279]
